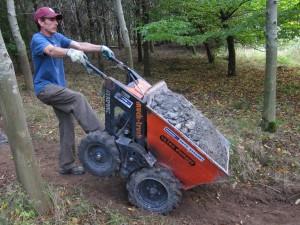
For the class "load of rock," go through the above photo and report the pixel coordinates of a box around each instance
[146,83,229,171]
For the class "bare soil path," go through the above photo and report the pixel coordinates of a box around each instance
[0,140,299,225]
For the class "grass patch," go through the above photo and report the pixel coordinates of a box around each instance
[236,47,265,68]
[0,184,38,225]
[0,183,107,225]
[105,208,128,225]
[277,43,300,67]
[0,183,173,225]
[279,83,300,95]
[234,43,300,68]
[231,98,252,111]
[24,100,53,124]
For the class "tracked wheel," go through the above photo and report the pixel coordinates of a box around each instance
[79,131,120,176]
[127,167,182,214]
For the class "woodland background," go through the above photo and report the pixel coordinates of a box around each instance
[0,0,299,224]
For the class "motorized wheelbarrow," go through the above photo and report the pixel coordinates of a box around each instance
[78,57,230,214]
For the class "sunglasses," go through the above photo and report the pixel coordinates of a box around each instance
[43,17,59,22]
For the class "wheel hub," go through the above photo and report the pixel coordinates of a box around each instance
[79,131,120,177]
[148,186,159,195]
[95,152,102,161]
[88,146,110,165]
[138,179,168,206]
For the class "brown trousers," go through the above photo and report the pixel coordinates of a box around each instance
[37,84,103,169]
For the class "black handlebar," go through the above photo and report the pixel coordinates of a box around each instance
[84,57,144,83]
[85,60,108,79]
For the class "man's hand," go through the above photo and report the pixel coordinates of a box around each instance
[100,45,114,60]
[66,49,87,65]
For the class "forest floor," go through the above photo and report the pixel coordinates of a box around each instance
[0,47,299,225]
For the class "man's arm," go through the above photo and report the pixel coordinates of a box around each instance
[70,41,115,59]
[69,41,101,52]
[43,42,100,57]
[43,41,114,61]
[44,44,68,57]
[43,43,87,65]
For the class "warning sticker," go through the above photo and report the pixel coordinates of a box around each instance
[114,92,133,108]
[164,127,205,162]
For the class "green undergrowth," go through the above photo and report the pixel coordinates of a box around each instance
[0,183,173,225]
[233,43,300,68]
[0,184,37,225]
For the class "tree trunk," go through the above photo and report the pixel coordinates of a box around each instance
[116,25,122,49]
[142,0,151,77]
[93,0,104,69]
[101,3,110,46]
[262,0,278,132]
[7,0,33,91]
[114,0,133,68]
[136,0,143,62]
[0,28,52,215]
[72,0,85,40]
[204,42,214,64]
[85,0,96,43]
[137,31,143,62]
[137,30,143,62]
[191,46,197,55]
[226,35,236,76]
[53,3,65,34]
[15,0,31,47]
[149,41,154,53]
[143,41,150,77]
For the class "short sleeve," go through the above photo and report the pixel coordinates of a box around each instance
[31,34,50,56]
[56,33,72,48]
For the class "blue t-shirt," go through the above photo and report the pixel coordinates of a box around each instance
[30,32,72,95]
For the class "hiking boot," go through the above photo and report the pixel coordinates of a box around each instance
[59,165,85,175]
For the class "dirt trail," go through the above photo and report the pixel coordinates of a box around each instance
[0,141,299,225]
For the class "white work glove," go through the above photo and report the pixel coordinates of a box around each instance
[66,49,87,65]
[100,45,115,60]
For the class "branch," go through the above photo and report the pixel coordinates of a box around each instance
[227,0,252,19]
[235,40,265,52]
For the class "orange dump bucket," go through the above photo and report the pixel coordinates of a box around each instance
[145,82,229,190]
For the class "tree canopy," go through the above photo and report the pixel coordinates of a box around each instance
[141,0,300,47]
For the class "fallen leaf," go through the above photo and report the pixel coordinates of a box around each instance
[71,217,79,224]
[232,181,238,189]
[127,207,135,211]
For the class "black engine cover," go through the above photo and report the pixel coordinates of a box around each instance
[116,137,156,178]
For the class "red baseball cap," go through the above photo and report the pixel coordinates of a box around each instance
[34,7,62,23]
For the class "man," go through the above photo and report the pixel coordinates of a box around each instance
[30,7,114,175]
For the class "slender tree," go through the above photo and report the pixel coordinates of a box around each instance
[71,0,85,40]
[217,1,252,76]
[0,28,52,215]
[135,0,143,62]
[142,0,151,77]
[100,1,110,46]
[262,0,278,132]
[114,0,133,67]
[204,42,215,64]
[7,0,33,91]
[85,0,96,43]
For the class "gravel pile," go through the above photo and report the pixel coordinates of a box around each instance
[147,83,229,171]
